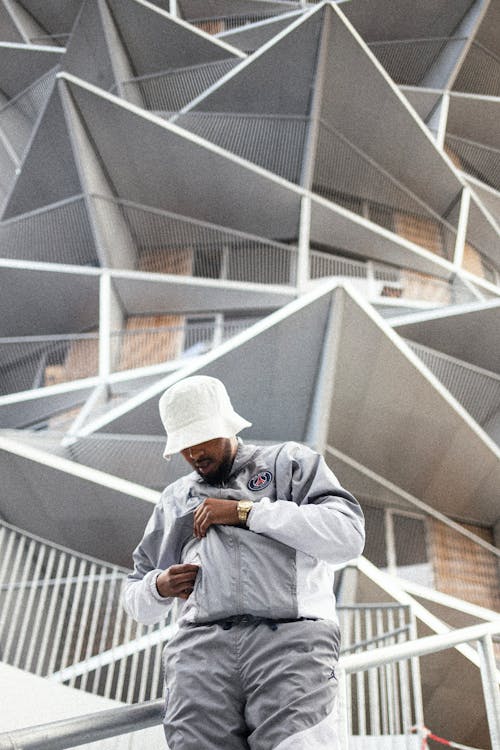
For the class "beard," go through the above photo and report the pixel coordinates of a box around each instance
[196,442,235,485]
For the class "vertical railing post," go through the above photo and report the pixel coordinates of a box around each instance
[477,635,500,749]
[453,187,470,270]
[436,93,450,150]
[366,261,377,300]
[99,272,112,381]
[336,667,350,749]
[297,195,311,292]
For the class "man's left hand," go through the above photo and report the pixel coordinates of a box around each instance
[193,497,240,539]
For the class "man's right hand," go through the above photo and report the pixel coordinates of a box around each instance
[156,564,199,600]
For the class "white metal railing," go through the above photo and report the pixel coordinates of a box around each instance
[1,621,498,750]
[0,320,257,396]
[177,112,308,183]
[109,319,255,374]
[407,339,500,427]
[328,446,500,616]
[309,249,475,306]
[338,621,500,748]
[185,6,303,33]
[178,111,459,262]
[337,604,422,740]
[0,521,416,711]
[0,332,99,395]
[92,194,298,284]
[0,67,57,161]
[314,120,458,260]
[445,133,500,194]
[0,521,171,704]
[0,195,97,265]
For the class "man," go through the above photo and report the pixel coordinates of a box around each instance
[123,375,365,749]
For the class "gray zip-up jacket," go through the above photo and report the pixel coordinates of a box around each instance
[122,441,365,626]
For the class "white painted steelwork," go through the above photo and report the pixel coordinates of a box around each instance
[0,521,415,711]
[0,195,97,265]
[407,339,500,427]
[368,37,469,87]
[0,66,57,160]
[0,621,498,750]
[0,521,171,704]
[119,59,241,112]
[0,319,255,396]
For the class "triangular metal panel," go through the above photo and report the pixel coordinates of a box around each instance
[341,0,475,43]
[111,273,295,316]
[390,300,500,375]
[0,43,62,97]
[309,198,454,279]
[62,74,301,238]
[400,87,443,127]
[0,437,157,565]
[108,0,244,74]
[326,288,500,524]
[466,178,500,227]
[215,11,302,54]
[451,0,500,97]
[14,0,83,41]
[182,6,322,115]
[0,4,25,42]
[0,265,100,337]
[2,83,83,219]
[0,389,95,430]
[318,4,462,215]
[83,284,340,439]
[62,0,117,92]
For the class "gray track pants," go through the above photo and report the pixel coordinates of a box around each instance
[162,617,341,749]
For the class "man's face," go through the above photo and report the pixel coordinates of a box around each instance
[181,437,237,485]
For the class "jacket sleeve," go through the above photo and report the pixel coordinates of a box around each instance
[247,443,365,565]
[122,498,176,625]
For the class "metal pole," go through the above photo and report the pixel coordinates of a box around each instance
[336,667,350,749]
[0,700,164,750]
[477,635,500,750]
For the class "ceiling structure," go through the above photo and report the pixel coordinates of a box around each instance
[0,2,498,746]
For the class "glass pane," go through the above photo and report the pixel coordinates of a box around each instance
[361,505,387,568]
[393,515,428,566]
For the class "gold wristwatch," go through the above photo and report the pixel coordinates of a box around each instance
[237,500,253,526]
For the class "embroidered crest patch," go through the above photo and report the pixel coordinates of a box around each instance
[247,471,273,491]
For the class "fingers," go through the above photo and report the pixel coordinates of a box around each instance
[156,564,199,598]
[193,498,239,538]
[193,506,210,539]
[193,500,214,538]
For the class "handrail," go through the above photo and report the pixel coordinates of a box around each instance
[1,622,498,750]
[341,620,500,673]
[0,700,164,750]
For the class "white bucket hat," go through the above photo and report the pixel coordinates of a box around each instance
[159,375,252,457]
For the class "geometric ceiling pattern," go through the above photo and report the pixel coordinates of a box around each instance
[0,2,499,746]
[0,0,498,545]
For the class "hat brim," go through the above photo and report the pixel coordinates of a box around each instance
[163,413,252,458]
